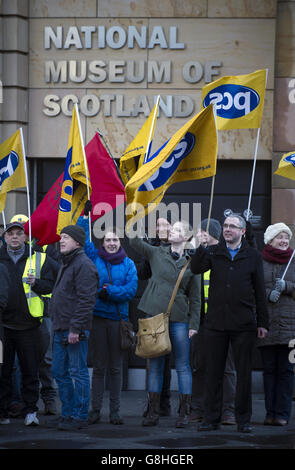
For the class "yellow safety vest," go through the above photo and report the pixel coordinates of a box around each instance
[203,269,210,313]
[22,251,47,319]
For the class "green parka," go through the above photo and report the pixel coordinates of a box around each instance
[130,237,201,331]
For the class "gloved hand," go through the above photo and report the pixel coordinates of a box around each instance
[84,200,92,217]
[269,289,281,303]
[275,278,286,293]
[97,287,109,300]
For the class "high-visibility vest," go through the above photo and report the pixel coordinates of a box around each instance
[203,269,210,313]
[22,251,47,319]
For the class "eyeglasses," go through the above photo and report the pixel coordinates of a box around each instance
[223,223,243,230]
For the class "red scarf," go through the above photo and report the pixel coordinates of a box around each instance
[262,244,293,264]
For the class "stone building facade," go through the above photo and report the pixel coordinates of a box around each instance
[0,0,294,237]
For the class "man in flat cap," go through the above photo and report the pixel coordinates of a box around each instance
[50,224,99,431]
[0,221,55,426]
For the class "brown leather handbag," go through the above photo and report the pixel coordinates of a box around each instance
[135,259,191,359]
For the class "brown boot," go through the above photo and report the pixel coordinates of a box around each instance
[142,392,160,426]
[175,394,191,428]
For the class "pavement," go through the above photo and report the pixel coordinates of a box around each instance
[0,391,294,460]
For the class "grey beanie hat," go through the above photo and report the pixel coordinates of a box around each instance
[201,218,222,241]
[61,225,86,246]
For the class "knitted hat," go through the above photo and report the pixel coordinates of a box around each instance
[264,223,292,245]
[61,225,86,246]
[201,218,222,241]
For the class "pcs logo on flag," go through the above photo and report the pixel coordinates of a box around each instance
[138,132,195,192]
[203,84,260,119]
[284,153,295,167]
[0,151,20,189]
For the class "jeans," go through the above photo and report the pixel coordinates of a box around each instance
[52,330,90,421]
[148,322,192,395]
[260,345,294,422]
[90,316,123,415]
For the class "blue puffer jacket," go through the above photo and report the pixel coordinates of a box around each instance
[77,218,138,321]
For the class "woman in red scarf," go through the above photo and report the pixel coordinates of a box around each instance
[259,222,295,426]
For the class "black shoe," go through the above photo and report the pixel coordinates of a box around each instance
[88,409,101,424]
[58,417,88,431]
[110,413,124,425]
[237,423,252,433]
[198,422,220,431]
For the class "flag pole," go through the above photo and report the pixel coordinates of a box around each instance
[143,95,160,164]
[96,129,123,181]
[19,127,32,303]
[74,104,92,242]
[2,211,6,229]
[206,104,218,233]
[245,68,268,221]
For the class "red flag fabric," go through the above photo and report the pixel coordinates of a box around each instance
[25,133,125,246]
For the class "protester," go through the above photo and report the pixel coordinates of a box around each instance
[191,214,269,433]
[78,205,138,425]
[190,218,237,425]
[258,222,295,426]
[130,220,201,428]
[50,224,99,431]
[137,217,173,417]
[0,222,55,426]
[8,214,60,417]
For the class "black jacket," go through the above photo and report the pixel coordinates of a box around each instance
[0,244,55,330]
[49,248,99,334]
[190,239,269,332]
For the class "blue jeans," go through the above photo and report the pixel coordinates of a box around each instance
[260,345,294,421]
[148,322,192,394]
[52,330,90,421]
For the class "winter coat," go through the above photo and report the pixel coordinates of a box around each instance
[129,237,201,331]
[49,248,99,333]
[78,218,138,322]
[0,244,55,330]
[258,258,295,347]
[190,239,269,332]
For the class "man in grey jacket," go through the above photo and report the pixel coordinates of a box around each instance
[50,225,99,431]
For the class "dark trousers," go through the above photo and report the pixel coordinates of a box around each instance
[0,326,42,416]
[191,325,236,417]
[203,328,256,425]
[260,345,294,422]
[90,316,123,415]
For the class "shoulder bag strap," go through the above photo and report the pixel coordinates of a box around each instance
[166,258,191,316]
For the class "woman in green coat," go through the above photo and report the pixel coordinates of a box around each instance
[130,220,201,428]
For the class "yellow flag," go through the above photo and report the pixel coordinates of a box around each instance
[274,151,295,181]
[0,129,26,212]
[202,69,267,130]
[120,97,160,185]
[57,106,91,234]
[125,104,217,225]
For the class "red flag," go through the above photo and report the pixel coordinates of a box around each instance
[25,133,125,245]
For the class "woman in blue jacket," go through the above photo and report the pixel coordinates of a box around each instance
[78,216,138,425]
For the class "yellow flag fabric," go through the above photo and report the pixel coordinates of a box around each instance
[56,107,91,234]
[201,69,266,130]
[120,98,160,185]
[0,129,26,212]
[274,151,295,181]
[125,104,217,225]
